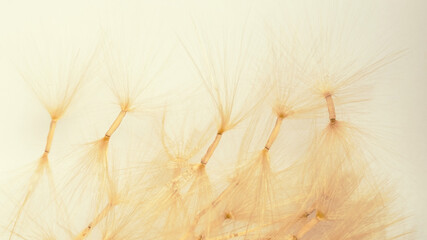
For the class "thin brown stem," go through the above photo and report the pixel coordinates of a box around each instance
[74,202,116,240]
[201,133,222,165]
[264,116,283,150]
[105,110,127,138]
[325,94,336,123]
[44,119,57,154]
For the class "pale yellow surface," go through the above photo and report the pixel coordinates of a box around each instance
[0,0,425,239]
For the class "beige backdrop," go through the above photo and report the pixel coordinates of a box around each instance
[0,0,425,239]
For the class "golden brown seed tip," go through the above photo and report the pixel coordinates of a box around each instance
[325,94,336,122]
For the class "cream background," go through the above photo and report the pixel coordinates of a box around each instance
[0,0,425,239]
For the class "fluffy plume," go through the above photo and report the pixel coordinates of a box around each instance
[1,1,412,240]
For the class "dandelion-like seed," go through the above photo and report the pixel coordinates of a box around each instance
[1,1,413,240]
